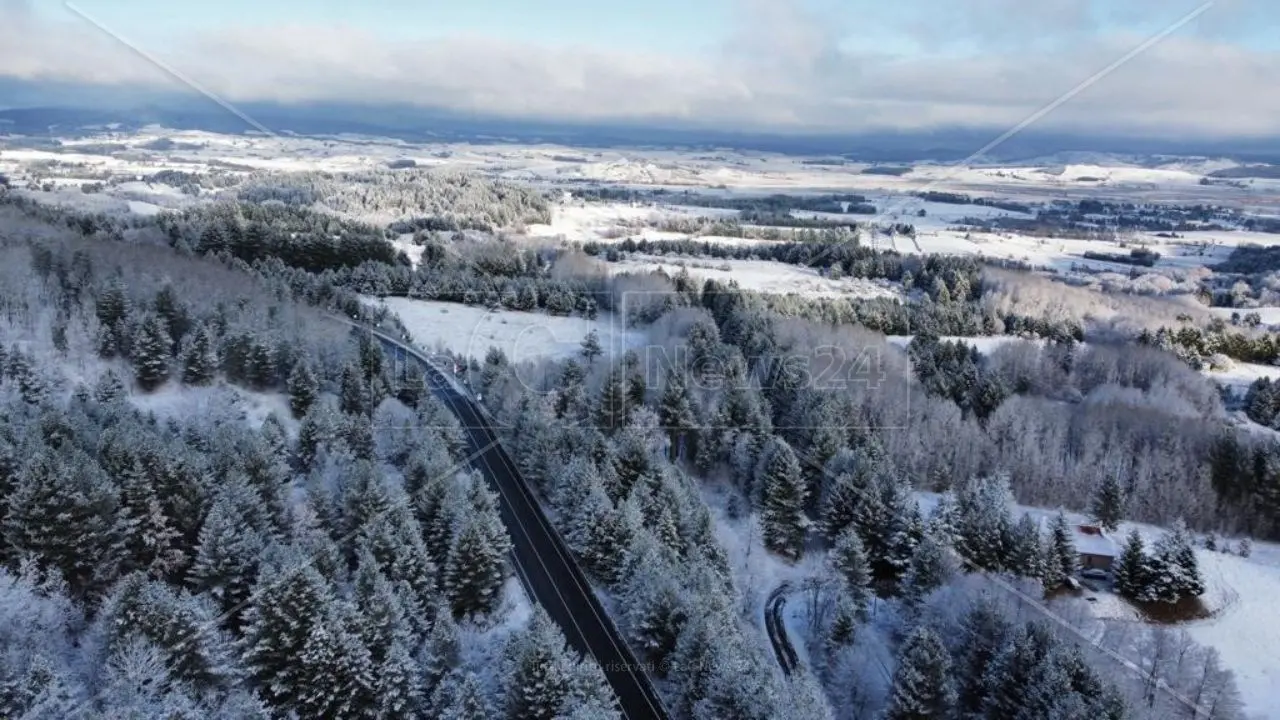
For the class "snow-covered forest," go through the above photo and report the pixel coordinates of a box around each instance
[0,204,620,718]
[2,147,1279,718]
[475,282,1255,719]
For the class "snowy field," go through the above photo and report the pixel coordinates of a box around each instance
[1208,306,1280,327]
[1204,360,1280,395]
[364,296,644,364]
[607,255,903,300]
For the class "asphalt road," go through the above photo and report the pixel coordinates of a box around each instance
[363,327,671,720]
[765,583,799,675]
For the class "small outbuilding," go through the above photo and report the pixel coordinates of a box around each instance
[1073,524,1117,571]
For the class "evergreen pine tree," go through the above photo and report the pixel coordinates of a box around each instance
[596,370,629,433]
[7,349,48,404]
[1151,519,1205,602]
[188,480,266,630]
[177,324,218,385]
[153,282,191,351]
[288,360,319,418]
[95,277,130,332]
[626,371,647,411]
[94,369,128,403]
[1008,513,1045,580]
[953,474,1015,572]
[825,591,858,651]
[96,574,240,693]
[292,603,376,719]
[980,623,1060,720]
[884,627,956,720]
[581,329,603,361]
[116,456,187,581]
[757,437,807,560]
[503,608,576,719]
[1044,512,1078,589]
[1238,537,1253,558]
[900,533,950,614]
[296,405,332,472]
[4,446,122,601]
[241,561,335,711]
[1091,473,1126,532]
[821,470,868,540]
[576,489,635,586]
[1114,529,1151,601]
[133,314,173,391]
[659,375,697,461]
[353,554,425,717]
[828,526,872,619]
[444,479,512,618]
[954,599,1013,715]
[340,363,370,416]
[855,474,923,582]
[431,671,494,720]
[620,539,688,672]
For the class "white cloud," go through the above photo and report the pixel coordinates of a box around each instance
[1,0,1278,138]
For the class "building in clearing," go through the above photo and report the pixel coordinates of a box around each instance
[1072,524,1117,571]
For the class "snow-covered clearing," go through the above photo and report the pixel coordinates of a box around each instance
[364,296,644,364]
[1208,306,1280,327]
[607,255,903,300]
[885,334,1035,355]
[128,381,298,434]
[1204,360,1280,394]
[526,201,743,244]
[1184,546,1280,714]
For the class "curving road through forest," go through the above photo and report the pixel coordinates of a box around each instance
[358,323,671,720]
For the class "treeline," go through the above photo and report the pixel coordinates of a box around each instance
[159,202,408,274]
[571,187,875,215]
[1082,247,1162,267]
[915,191,1033,214]
[236,168,551,230]
[1137,323,1280,368]
[343,238,606,318]
[586,234,978,294]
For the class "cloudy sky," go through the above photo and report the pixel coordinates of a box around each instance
[3,0,1278,138]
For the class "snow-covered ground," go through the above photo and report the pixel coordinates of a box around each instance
[526,201,745,245]
[364,296,645,364]
[127,381,298,434]
[1204,360,1280,395]
[1208,306,1280,327]
[885,334,1035,355]
[1184,545,1280,714]
[607,255,903,300]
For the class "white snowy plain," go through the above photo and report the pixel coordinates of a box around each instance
[363,296,644,364]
